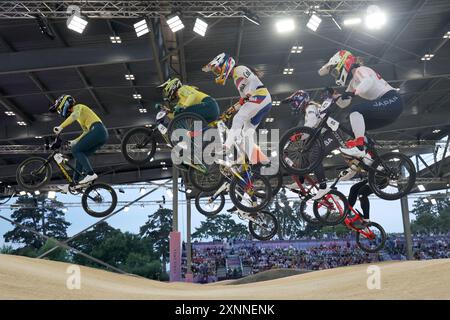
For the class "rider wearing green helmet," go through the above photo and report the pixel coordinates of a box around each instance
[159,78,219,123]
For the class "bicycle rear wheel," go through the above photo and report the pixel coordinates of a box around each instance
[313,190,349,226]
[121,127,156,166]
[81,183,118,218]
[16,157,52,191]
[355,222,386,253]
[248,211,278,241]
[188,164,225,192]
[368,152,416,200]
[299,195,321,225]
[279,126,324,175]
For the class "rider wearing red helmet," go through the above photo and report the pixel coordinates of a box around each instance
[319,50,403,160]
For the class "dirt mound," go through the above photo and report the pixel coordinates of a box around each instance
[226,268,311,285]
[1,254,449,300]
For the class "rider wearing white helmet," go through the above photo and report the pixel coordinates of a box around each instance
[318,50,403,159]
[202,53,272,164]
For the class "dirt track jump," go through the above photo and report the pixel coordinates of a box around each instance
[1,254,449,299]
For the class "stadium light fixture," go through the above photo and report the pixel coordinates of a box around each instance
[34,190,40,195]
[110,36,121,43]
[291,45,303,53]
[17,121,27,126]
[276,18,295,33]
[133,93,142,99]
[272,100,281,106]
[5,111,15,116]
[265,117,274,123]
[260,129,269,134]
[418,184,426,191]
[283,68,294,75]
[139,108,147,113]
[134,19,150,37]
[35,136,42,139]
[444,31,450,39]
[19,191,26,196]
[125,74,135,80]
[67,12,88,34]
[186,189,192,194]
[423,198,429,203]
[48,191,56,199]
[343,17,362,26]
[421,53,434,61]
[306,14,322,32]
[365,5,386,30]
[431,198,437,205]
[167,14,184,33]
[193,18,208,36]
[433,129,441,134]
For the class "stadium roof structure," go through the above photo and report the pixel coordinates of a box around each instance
[0,0,449,192]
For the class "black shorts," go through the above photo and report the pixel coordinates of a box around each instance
[350,90,403,130]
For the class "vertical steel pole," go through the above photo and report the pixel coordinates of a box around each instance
[400,195,414,260]
[172,165,178,231]
[185,196,193,282]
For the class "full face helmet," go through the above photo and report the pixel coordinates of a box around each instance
[49,94,76,118]
[158,78,182,102]
[283,90,311,113]
[202,53,236,85]
[318,50,358,86]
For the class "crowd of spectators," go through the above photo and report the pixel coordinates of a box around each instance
[182,233,450,283]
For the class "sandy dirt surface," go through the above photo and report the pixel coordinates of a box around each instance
[0,254,449,299]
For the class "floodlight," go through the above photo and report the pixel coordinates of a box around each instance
[167,14,184,33]
[193,18,208,36]
[343,17,362,26]
[134,19,150,37]
[306,14,322,32]
[365,5,386,30]
[67,13,88,34]
[276,18,295,33]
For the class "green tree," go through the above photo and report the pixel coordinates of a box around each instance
[140,208,173,273]
[269,189,304,240]
[4,195,70,249]
[36,239,70,262]
[192,214,248,241]
[411,196,450,234]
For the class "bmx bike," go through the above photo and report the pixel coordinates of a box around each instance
[15,136,117,218]
[121,103,223,192]
[279,91,416,201]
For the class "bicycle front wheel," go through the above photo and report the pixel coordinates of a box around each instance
[81,183,118,218]
[279,126,324,175]
[167,112,208,148]
[229,172,272,213]
[355,222,386,253]
[16,157,52,191]
[313,190,349,226]
[195,191,225,217]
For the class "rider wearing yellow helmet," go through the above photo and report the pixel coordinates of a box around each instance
[159,78,219,123]
[50,94,108,185]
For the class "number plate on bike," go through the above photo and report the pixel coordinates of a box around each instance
[158,123,168,134]
[156,111,167,120]
[326,117,340,131]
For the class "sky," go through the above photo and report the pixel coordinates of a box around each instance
[0,178,441,248]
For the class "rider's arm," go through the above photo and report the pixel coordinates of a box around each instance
[59,105,81,129]
[353,67,375,98]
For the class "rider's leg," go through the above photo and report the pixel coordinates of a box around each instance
[342,91,403,155]
[72,123,108,184]
[224,97,270,155]
[358,184,373,220]
[311,164,329,200]
[348,180,367,207]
